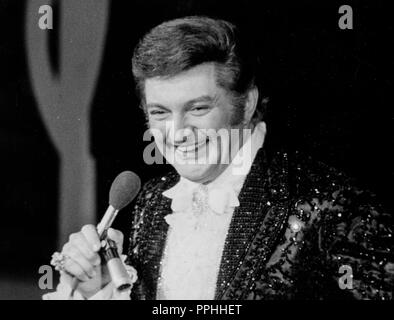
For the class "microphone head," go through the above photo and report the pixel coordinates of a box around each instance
[109,171,141,210]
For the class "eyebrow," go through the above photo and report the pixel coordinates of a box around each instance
[184,95,217,107]
[145,103,171,111]
[146,95,218,111]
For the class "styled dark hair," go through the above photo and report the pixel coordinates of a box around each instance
[132,16,265,123]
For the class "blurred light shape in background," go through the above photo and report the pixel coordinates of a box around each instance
[25,0,110,247]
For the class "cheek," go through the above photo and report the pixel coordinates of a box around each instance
[148,120,167,144]
[197,107,233,130]
[148,118,156,130]
[148,117,167,132]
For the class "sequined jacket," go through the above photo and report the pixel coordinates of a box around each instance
[125,148,394,300]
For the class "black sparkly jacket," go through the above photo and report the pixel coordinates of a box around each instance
[125,148,394,300]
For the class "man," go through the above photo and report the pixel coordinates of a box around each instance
[45,16,393,300]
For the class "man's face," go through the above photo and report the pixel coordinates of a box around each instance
[144,63,245,184]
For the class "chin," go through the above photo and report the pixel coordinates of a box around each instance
[174,163,226,184]
[174,163,213,183]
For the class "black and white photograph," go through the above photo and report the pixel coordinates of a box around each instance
[0,0,393,306]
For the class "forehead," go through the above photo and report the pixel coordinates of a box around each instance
[144,63,221,106]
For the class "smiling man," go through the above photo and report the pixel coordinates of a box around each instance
[45,16,393,300]
[144,62,256,181]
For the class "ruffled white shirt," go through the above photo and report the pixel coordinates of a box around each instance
[156,122,266,300]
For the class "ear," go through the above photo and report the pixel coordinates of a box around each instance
[243,86,259,124]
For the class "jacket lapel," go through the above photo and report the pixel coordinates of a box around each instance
[136,173,178,300]
[215,149,291,299]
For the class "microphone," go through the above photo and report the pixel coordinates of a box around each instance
[97,171,141,238]
[69,171,141,297]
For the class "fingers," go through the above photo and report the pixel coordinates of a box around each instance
[69,232,101,265]
[61,246,91,281]
[61,224,102,281]
[107,228,124,255]
[59,225,124,283]
[62,242,95,280]
[81,224,101,252]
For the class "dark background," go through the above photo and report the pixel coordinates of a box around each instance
[0,0,393,298]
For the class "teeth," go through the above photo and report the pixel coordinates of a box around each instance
[177,139,207,153]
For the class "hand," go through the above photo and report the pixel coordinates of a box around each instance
[61,225,124,299]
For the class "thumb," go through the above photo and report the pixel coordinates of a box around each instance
[107,228,124,255]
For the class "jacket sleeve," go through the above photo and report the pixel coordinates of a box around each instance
[321,184,394,300]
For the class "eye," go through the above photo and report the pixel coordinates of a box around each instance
[148,109,169,120]
[189,105,211,116]
[149,110,165,115]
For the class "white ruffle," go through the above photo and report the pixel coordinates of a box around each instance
[158,207,233,300]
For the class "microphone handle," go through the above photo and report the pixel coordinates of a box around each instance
[97,205,119,237]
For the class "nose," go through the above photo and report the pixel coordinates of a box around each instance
[167,115,193,146]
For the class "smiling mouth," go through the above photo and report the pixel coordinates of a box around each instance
[176,138,209,154]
